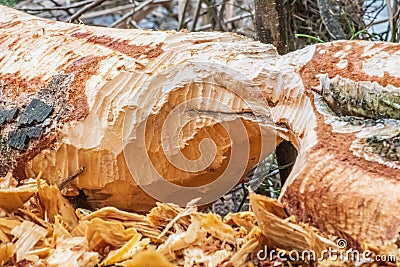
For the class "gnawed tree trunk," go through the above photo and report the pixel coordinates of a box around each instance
[0,6,399,249]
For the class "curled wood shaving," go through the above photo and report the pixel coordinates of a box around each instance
[80,206,161,241]
[72,218,140,252]
[0,185,37,212]
[157,201,198,240]
[201,213,239,245]
[101,235,145,265]
[223,211,256,233]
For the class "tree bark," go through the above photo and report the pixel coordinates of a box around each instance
[254,0,291,54]
[254,0,294,179]
[1,6,400,248]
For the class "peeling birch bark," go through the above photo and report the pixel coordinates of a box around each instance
[0,6,400,248]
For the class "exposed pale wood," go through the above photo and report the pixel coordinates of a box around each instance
[0,6,400,249]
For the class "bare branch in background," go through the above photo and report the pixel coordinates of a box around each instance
[178,0,189,29]
[108,0,154,28]
[67,0,107,22]
[317,0,347,39]
[191,0,202,31]
[18,0,94,11]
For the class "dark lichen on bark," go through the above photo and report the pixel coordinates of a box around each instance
[366,133,400,162]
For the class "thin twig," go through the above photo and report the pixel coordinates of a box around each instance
[178,0,190,29]
[236,183,248,212]
[67,0,108,22]
[198,12,253,31]
[18,0,95,12]
[191,0,203,31]
[82,0,169,20]
[58,167,86,190]
[108,0,154,28]
[202,0,223,30]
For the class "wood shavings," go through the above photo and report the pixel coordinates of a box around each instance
[0,184,37,212]
[71,218,140,252]
[250,193,337,255]
[37,175,78,229]
[201,213,238,245]
[80,206,161,241]
[183,247,232,267]
[101,234,146,265]
[0,175,397,266]
[46,237,98,267]
[11,221,47,262]
[223,211,256,232]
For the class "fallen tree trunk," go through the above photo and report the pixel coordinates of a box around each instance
[0,6,399,248]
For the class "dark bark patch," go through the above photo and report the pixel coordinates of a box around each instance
[27,125,43,138]
[18,99,53,126]
[8,128,29,151]
[0,107,18,124]
[319,75,400,120]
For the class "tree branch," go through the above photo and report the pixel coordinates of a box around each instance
[317,0,346,40]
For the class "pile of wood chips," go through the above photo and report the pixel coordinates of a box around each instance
[0,173,398,267]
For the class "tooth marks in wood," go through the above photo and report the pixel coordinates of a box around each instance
[71,31,164,59]
[63,56,104,121]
